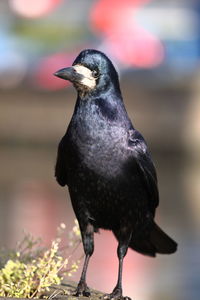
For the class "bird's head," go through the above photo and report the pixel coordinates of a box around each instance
[54,49,120,97]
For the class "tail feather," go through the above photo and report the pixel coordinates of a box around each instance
[150,223,177,254]
[129,223,177,257]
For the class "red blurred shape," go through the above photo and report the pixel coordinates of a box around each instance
[91,0,164,68]
[91,0,149,35]
[104,27,164,68]
[34,53,74,91]
[10,0,62,18]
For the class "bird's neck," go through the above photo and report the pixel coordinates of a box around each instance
[73,92,131,129]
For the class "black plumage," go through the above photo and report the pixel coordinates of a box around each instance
[54,49,177,299]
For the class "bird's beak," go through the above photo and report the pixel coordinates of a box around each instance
[54,65,96,90]
[53,67,83,82]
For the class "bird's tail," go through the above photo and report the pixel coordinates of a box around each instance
[129,222,177,257]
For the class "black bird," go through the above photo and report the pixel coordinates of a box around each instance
[54,49,177,299]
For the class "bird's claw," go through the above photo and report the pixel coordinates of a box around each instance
[74,281,91,297]
[103,288,131,300]
[103,295,131,300]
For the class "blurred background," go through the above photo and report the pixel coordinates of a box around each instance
[0,0,200,299]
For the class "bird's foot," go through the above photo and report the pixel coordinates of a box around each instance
[74,281,91,297]
[103,287,131,300]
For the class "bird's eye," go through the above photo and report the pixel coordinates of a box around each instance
[92,70,99,78]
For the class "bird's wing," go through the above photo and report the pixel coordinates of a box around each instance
[128,129,159,215]
[55,136,68,186]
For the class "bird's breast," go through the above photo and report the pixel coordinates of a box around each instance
[67,112,148,230]
[69,117,128,178]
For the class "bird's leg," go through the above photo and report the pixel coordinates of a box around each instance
[74,223,94,297]
[104,230,132,300]
[110,245,128,299]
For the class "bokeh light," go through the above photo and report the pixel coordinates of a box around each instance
[9,0,62,18]
[91,0,164,68]
[91,0,149,35]
[102,28,164,68]
[33,52,74,90]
